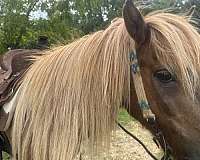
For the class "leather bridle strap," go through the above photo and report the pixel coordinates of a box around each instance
[129,50,155,122]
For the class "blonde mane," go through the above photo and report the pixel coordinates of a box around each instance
[12,19,134,160]
[11,12,200,160]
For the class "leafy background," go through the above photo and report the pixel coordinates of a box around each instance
[0,0,200,54]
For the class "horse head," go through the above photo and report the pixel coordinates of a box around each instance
[123,0,200,159]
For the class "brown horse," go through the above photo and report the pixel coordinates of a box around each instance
[1,0,200,160]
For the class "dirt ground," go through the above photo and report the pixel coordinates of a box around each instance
[80,121,162,160]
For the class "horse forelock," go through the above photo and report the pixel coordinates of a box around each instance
[12,18,134,160]
[145,12,200,99]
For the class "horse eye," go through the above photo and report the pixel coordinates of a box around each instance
[154,69,175,83]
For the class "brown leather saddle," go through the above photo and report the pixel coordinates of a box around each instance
[0,49,40,131]
[0,49,39,107]
[0,49,40,157]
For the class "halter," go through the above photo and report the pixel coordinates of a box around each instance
[118,49,173,160]
[129,50,155,121]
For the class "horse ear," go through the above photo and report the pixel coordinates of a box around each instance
[123,0,148,46]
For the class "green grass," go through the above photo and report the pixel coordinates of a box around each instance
[3,152,9,160]
[118,109,134,125]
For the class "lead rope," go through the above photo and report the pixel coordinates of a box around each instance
[117,122,158,160]
[117,121,171,160]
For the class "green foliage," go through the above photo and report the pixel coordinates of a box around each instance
[0,0,81,54]
[0,0,200,54]
[70,0,123,34]
[42,0,123,34]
